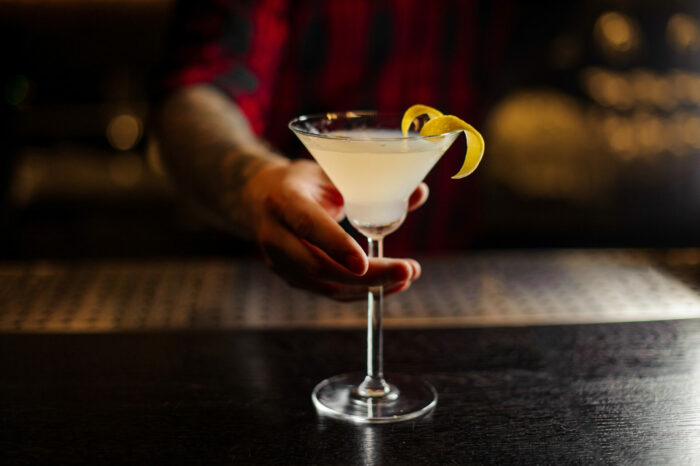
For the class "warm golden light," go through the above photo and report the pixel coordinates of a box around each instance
[671,70,693,103]
[667,13,700,54]
[680,114,700,149]
[594,12,641,58]
[689,74,700,105]
[106,113,143,151]
[668,113,689,156]
[146,137,167,177]
[601,114,635,158]
[630,69,657,107]
[584,68,634,110]
[486,91,611,202]
[650,76,676,111]
[609,126,635,155]
[633,112,665,154]
[584,67,700,111]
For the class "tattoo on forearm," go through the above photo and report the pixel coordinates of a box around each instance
[156,85,286,237]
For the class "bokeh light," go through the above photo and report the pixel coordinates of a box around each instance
[687,73,700,105]
[630,69,659,108]
[667,13,700,54]
[601,114,635,159]
[596,108,700,159]
[680,113,700,149]
[594,12,641,60]
[486,91,612,202]
[633,112,665,155]
[584,68,634,110]
[146,137,167,177]
[106,113,143,151]
[584,68,700,111]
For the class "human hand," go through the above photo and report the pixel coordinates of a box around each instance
[243,159,429,301]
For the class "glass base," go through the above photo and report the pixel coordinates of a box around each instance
[312,373,437,424]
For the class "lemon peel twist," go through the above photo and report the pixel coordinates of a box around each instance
[401,104,484,179]
[401,104,443,136]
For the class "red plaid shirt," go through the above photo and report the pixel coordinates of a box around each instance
[162,0,510,254]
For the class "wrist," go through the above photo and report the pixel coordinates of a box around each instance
[237,157,291,233]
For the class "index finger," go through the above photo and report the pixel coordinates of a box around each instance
[265,192,368,275]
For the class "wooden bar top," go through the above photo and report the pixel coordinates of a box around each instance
[2,320,700,464]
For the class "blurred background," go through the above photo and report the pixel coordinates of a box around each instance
[1,0,699,260]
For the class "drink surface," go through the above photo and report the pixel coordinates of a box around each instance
[296,129,457,235]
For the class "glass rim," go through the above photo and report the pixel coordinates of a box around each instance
[288,110,462,142]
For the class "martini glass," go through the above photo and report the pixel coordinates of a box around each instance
[289,111,459,423]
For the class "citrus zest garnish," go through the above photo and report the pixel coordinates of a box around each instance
[401,104,443,136]
[419,115,485,179]
[401,105,485,179]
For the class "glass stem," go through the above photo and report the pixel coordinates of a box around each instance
[357,237,392,398]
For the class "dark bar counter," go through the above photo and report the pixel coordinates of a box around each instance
[2,323,700,464]
[1,249,699,464]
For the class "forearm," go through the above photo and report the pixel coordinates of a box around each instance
[155,84,289,237]
[155,84,423,300]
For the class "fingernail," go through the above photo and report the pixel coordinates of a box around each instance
[412,261,422,280]
[345,253,366,274]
